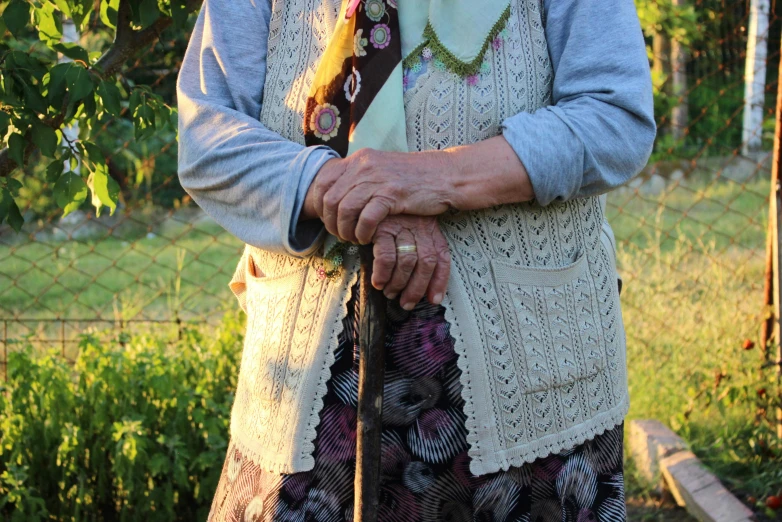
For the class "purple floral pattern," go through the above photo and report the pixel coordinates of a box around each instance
[370,23,391,49]
[309,103,340,141]
[208,284,627,522]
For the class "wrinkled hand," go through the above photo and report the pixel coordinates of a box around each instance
[308,149,455,245]
[371,215,451,311]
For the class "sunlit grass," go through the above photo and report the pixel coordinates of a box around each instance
[609,175,781,500]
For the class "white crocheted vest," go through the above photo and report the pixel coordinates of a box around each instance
[228,0,629,476]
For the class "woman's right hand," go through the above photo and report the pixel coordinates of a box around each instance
[371,215,451,311]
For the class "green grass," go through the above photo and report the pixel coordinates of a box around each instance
[0,218,244,324]
[609,175,782,505]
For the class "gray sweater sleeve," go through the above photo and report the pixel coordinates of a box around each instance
[176,0,338,257]
[500,0,657,206]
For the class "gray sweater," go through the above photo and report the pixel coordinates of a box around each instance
[177,0,656,257]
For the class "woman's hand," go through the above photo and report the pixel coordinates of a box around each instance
[304,149,456,245]
[301,137,535,245]
[371,215,451,311]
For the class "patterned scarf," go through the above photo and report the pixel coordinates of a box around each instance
[304,0,407,157]
[304,0,511,158]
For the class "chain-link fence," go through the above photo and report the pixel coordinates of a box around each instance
[1,22,245,368]
[0,0,780,428]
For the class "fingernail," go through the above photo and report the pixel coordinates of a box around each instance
[385,291,398,300]
[433,293,443,305]
[402,301,415,311]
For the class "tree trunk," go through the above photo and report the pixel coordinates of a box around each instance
[670,0,689,143]
[60,18,81,174]
[742,0,770,156]
[652,30,669,80]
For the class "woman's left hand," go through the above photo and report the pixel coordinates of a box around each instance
[371,214,451,310]
[308,148,455,245]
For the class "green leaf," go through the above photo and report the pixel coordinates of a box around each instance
[53,172,87,216]
[6,50,47,79]
[137,0,160,29]
[0,187,12,223]
[6,198,24,232]
[46,159,64,183]
[81,90,96,118]
[97,80,122,117]
[170,0,189,28]
[35,3,62,43]
[0,188,24,232]
[99,0,120,29]
[53,0,71,17]
[79,141,105,165]
[52,42,90,64]
[169,107,178,129]
[147,453,170,476]
[46,63,69,108]
[87,163,118,217]
[31,120,58,158]
[69,0,93,31]
[0,111,10,137]
[65,63,93,101]
[128,88,142,115]
[5,178,23,196]
[3,0,30,38]
[18,75,47,114]
[8,132,25,168]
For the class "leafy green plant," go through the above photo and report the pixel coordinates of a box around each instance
[0,312,243,521]
[0,0,200,230]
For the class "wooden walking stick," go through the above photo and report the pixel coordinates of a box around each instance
[355,245,386,522]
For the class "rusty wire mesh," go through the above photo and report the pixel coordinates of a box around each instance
[0,1,779,402]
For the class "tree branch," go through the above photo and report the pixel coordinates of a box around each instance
[0,0,202,179]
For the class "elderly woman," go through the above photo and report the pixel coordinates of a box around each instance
[177,0,655,519]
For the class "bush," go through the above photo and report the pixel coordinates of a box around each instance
[0,312,244,521]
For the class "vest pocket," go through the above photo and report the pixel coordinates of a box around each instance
[239,254,309,404]
[490,252,607,394]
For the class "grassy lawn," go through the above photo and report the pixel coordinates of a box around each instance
[609,175,782,510]
[0,217,244,325]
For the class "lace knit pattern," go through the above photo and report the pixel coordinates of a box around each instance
[241,0,628,476]
[228,243,360,473]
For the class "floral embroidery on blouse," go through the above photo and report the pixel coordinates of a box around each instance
[319,242,359,282]
[403,31,507,90]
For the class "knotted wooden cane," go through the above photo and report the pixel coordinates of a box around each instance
[355,245,386,522]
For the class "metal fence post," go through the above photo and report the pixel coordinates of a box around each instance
[3,320,7,383]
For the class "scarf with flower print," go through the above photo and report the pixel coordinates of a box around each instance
[304,0,511,157]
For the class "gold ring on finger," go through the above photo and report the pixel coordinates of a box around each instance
[396,244,417,253]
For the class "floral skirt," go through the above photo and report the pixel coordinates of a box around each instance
[209,284,626,522]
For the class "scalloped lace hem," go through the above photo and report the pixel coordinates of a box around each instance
[297,260,360,471]
[442,275,630,477]
[468,394,629,476]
